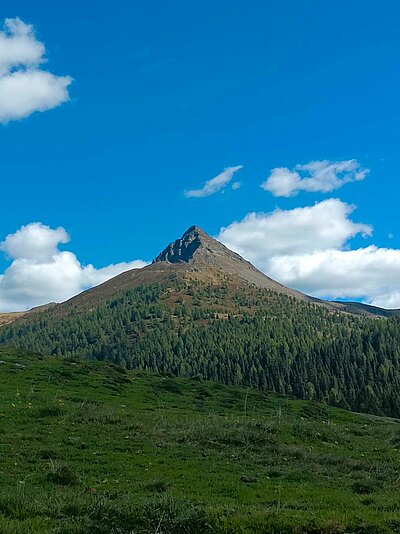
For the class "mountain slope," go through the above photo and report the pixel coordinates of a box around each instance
[0,312,26,326]
[2,271,400,417]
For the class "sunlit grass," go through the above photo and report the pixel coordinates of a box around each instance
[0,346,399,533]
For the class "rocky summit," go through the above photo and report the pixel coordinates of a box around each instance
[153,225,206,263]
[153,225,307,297]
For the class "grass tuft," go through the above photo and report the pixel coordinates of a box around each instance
[47,461,80,486]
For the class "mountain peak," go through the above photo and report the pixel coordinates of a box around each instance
[153,225,209,264]
[183,225,205,235]
[151,225,312,299]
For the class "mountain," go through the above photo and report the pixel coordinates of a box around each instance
[2,225,400,419]
[154,225,308,296]
[64,225,311,309]
[52,225,396,316]
[0,225,396,319]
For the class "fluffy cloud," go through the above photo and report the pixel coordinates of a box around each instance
[1,223,69,261]
[217,199,400,309]
[185,165,242,198]
[267,248,400,305]
[261,159,368,197]
[218,199,371,257]
[0,223,147,312]
[0,18,72,123]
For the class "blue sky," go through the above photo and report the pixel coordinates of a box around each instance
[1,1,400,310]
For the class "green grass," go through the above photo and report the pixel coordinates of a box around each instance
[0,347,400,533]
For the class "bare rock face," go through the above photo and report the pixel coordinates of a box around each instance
[154,225,256,267]
[153,226,204,263]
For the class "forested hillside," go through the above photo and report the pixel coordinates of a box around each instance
[2,281,400,418]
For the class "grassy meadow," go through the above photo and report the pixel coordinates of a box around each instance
[0,346,399,533]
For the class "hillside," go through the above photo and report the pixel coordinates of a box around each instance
[2,226,400,419]
[0,346,399,533]
[2,278,400,418]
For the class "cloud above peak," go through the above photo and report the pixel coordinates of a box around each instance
[261,159,368,197]
[185,165,243,198]
[0,17,72,123]
[0,223,147,312]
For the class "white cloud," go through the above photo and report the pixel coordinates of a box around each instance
[0,223,147,312]
[0,18,44,74]
[217,199,400,309]
[267,248,400,306]
[1,222,69,262]
[218,199,371,257]
[185,165,242,198]
[0,18,72,123]
[261,159,368,197]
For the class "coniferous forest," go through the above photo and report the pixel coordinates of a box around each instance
[1,281,400,418]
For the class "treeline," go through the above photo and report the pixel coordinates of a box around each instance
[1,282,400,417]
